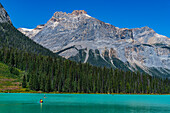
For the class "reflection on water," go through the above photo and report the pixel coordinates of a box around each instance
[40,103,42,110]
[0,93,170,113]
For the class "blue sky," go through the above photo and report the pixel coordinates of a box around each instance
[1,0,170,37]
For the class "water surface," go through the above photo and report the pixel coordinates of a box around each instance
[0,93,170,113]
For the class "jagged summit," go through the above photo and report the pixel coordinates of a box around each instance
[48,10,90,24]
[133,26,154,32]
[53,10,87,15]
[52,10,90,19]
[71,10,87,15]
[0,3,11,24]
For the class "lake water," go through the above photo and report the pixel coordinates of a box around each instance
[0,93,170,113]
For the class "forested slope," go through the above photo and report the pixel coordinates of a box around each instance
[0,47,169,94]
[0,23,57,57]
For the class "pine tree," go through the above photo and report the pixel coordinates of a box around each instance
[40,75,45,91]
[29,73,34,90]
[22,74,27,88]
[45,75,51,92]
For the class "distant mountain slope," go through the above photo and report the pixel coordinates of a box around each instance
[18,10,170,77]
[0,3,56,57]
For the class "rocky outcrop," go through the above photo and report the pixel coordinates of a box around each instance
[0,3,11,24]
[132,26,170,45]
[71,10,87,15]
[18,24,44,38]
[102,48,109,58]
[109,48,117,58]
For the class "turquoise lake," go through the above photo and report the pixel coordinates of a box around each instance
[0,93,170,113]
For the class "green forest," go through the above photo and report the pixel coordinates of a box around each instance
[0,22,170,94]
[0,47,169,94]
[0,23,57,57]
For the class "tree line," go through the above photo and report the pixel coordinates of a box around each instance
[0,47,170,94]
[0,23,57,57]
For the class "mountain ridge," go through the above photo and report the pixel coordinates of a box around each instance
[18,10,170,77]
[0,3,11,24]
[0,3,57,57]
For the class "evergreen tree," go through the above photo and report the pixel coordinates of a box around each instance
[0,47,169,94]
[22,74,27,88]
[45,75,51,92]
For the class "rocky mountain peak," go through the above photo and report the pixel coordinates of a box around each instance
[18,9,170,77]
[53,11,67,18]
[71,10,87,16]
[0,3,11,24]
[133,26,153,31]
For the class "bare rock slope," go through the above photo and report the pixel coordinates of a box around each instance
[0,3,11,23]
[18,10,170,77]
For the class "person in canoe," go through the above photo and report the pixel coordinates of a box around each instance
[39,99,43,103]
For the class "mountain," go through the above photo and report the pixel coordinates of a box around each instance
[1,4,170,94]
[0,3,11,24]
[18,10,170,78]
[0,3,56,57]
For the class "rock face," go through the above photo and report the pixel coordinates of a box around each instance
[18,24,44,38]
[18,10,170,78]
[71,10,87,15]
[0,3,11,23]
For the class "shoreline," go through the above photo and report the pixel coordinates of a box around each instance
[0,90,170,95]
